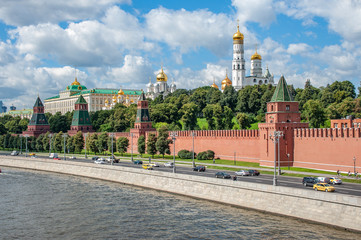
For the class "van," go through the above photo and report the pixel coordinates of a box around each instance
[316,177,330,183]
[49,153,58,158]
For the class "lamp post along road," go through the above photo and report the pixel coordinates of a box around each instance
[130,133,134,162]
[62,134,67,160]
[354,156,356,175]
[170,132,178,173]
[110,133,115,165]
[20,135,22,154]
[270,131,283,186]
[191,131,196,168]
[278,131,283,175]
[84,133,88,159]
[49,133,53,156]
[287,153,290,170]
[24,134,29,157]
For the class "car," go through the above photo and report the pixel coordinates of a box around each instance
[313,183,335,192]
[193,165,206,172]
[164,162,174,168]
[235,170,250,176]
[29,153,36,156]
[302,177,317,187]
[49,153,58,158]
[142,164,153,170]
[134,160,143,165]
[248,170,260,176]
[149,162,160,167]
[215,172,231,179]
[329,177,342,185]
[53,157,61,160]
[316,177,331,184]
[107,156,119,163]
[69,156,76,159]
[10,150,19,156]
[92,156,99,160]
[94,159,106,164]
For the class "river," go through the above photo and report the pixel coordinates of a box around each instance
[0,168,359,239]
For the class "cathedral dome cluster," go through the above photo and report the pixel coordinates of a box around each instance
[146,66,176,100]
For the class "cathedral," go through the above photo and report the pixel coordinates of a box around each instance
[146,66,176,100]
[212,23,274,91]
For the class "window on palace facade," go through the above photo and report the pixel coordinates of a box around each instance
[286,105,290,111]
[334,123,338,128]
[345,123,348,128]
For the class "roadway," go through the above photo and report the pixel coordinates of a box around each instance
[2,152,361,197]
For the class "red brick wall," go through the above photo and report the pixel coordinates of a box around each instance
[293,128,361,173]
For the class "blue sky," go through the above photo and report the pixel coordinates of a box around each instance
[0,0,360,109]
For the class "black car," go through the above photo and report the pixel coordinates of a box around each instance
[193,166,206,172]
[134,160,143,165]
[248,170,260,176]
[215,172,231,179]
[92,156,99,160]
[302,177,317,187]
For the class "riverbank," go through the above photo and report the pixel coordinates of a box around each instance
[1,156,360,232]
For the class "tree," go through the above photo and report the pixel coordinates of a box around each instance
[53,131,63,153]
[49,112,69,133]
[42,132,51,152]
[156,126,172,158]
[213,104,224,130]
[180,102,198,130]
[96,132,108,155]
[116,137,129,156]
[73,131,84,153]
[223,106,234,130]
[88,133,98,154]
[220,85,238,111]
[236,113,251,129]
[36,134,44,152]
[0,123,6,135]
[146,133,157,157]
[137,135,146,156]
[302,100,326,128]
[203,104,215,130]
[66,135,75,154]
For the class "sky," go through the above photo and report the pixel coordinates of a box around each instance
[1,0,361,109]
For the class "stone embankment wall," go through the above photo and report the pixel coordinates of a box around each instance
[2,156,360,232]
[294,128,361,172]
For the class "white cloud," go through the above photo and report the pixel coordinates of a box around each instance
[0,0,131,26]
[232,0,276,26]
[287,43,312,55]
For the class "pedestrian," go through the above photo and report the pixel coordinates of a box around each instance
[348,171,351,176]
[337,170,340,176]
[233,175,237,181]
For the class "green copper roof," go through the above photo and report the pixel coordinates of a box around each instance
[271,75,293,102]
[75,95,87,104]
[66,85,87,91]
[33,96,44,107]
[71,110,92,126]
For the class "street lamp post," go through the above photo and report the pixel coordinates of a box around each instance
[130,133,134,162]
[270,131,283,186]
[62,134,67,160]
[287,153,290,170]
[110,133,115,165]
[353,156,356,176]
[24,134,29,157]
[84,133,88,159]
[191,131,196,168]
[20,135,22,154]
[48,133,53,156]
[170,131,178,173]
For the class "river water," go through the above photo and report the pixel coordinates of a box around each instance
[0,168,359,240]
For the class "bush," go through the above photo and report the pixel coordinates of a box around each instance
[178,149,196,159]
[197,150,215,160]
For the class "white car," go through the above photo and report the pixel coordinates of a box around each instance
[10,151,19,156]
[164,162,174,168]
[235,170,250,176]
[69,156,76,159]
[150,162,160,167]
[94,159,106,164]
[329,177,342,185]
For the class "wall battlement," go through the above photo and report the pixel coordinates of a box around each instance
[173,129,260,138]
[294,128,361,138]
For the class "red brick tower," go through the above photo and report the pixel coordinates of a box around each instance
[67,95,94,136]
[23,96,50,137]
[130,92,155,136]
[258,76,308,167]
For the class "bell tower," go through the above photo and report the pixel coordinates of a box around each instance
[130,91,156,136]
[232,20,245,91]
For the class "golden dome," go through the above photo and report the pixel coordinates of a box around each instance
[233,24,244,41]
[221,72,232,91]
[71,77,81,86]
[105,99,109,104]
[118,89,124,95]
[211,78,219,89]
[156,66,168,82]
[251,50,262,60]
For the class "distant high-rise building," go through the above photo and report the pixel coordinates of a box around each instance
[9,105,16,111]
[0,101,6,113]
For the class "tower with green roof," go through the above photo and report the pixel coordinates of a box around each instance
[23,96,50,137]
[68,95,94,136]
[130,91,155,136]
[258,76,308,168]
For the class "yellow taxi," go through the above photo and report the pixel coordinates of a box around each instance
[313,183,335,192]
[29,153,36,156]
[142,164,153,170]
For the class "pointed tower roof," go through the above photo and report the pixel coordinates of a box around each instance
[33,96,44,107]
[139,91,146,101]
[75,95,87,104]
[271,75,293,102]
